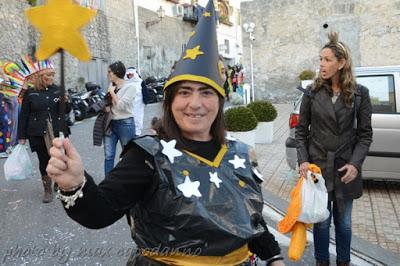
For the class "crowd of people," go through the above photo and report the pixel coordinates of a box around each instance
[2,0,372,265]
[222,64,245,102]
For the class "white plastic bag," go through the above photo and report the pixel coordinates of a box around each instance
[4,144,33,180]
[298,171,330,224]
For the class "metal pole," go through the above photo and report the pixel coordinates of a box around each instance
[59,49,66,134]
[133,0,140,72]
[250,39,255,102]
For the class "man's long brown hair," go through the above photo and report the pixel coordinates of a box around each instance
[158,82,226,150]
[313,32,357,106]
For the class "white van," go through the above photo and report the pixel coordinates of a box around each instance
[285,66,400,180]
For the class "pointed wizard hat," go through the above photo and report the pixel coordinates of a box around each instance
[163,0,225,96]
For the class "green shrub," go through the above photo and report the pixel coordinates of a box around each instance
[247,100,277,122]
[224,107,258,132]
[298,70,316,80]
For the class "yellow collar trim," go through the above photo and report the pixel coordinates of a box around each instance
[184,144,228,168]
[163,74,225,96]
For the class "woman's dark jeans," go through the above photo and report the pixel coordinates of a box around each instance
[314,199,353,263]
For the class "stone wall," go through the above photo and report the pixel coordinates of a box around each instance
[137,7,195,79]
[104,0,136,67]
[241,0,400,103]
[0,0,31,62]
[0,0,194,89]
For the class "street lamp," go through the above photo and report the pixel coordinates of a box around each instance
[243,22,255,102]
[145,6,165,28]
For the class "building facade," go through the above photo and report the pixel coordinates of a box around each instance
[241,0,400,102]
[0,0,243,92]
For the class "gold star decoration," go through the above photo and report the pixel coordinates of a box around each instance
[203,11,211,17]
[189,31,196,37]
[183,45,204,60]
[239,180,246,188]
[182,170,190,176]
[25,0,97,61]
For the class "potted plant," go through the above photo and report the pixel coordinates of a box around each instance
[298,69,315,88]
[247,100,277,144]
[224,106,258,147]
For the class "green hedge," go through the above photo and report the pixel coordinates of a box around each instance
[224,107,258,132]
[247,100,277,122]
[298,70,316,80]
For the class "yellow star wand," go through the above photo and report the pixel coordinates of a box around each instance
[25,0,96,61]
[25,0,96,139]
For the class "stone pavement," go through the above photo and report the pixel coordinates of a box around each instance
[255,104,400,262]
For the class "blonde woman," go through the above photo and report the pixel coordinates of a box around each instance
[296,32,372,266]
[18,60,70,203]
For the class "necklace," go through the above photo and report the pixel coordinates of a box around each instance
[333,90,341,96]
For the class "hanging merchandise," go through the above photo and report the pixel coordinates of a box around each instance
[0,95,11,155]
[0,62,20,154]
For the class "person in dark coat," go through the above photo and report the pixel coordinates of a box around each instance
[295,32,372,266]
[18,57,70,203]
[46,1,284,265]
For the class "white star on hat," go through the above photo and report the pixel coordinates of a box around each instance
[177,176,202,198]
[161,139,182,163]
[228,155,246,169]
[209,171,222,188]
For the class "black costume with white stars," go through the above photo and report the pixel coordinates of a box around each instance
[130,136,264,256]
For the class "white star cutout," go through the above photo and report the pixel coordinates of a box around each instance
[228,155,246,169]
[209,172,222,188]
[177,176,202,198]
[161,139,182,163]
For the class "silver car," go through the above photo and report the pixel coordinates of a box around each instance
[285,66,400,180]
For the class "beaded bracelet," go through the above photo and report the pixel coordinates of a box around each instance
[56,177,87,209]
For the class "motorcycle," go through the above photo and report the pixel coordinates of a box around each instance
[144,77,166,103]
[68,82,105,121]
[68,88,88,121]
[85,82,106,115]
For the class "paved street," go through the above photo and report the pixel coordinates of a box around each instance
[0,102,399,265]
[256,104,400,265]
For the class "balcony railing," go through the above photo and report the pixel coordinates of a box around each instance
[182,5,198,23]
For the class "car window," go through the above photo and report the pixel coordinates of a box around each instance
[356,75,396,113]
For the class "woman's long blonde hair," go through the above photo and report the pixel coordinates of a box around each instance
[31,69,55,91]
[314,32,356,106]
[31,73,46,91]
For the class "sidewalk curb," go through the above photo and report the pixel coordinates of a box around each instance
[261,188,400,266]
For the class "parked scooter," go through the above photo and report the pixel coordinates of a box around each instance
[85,82,106,115]
[68,82,105,121]
[144,76,166,103]
[68,88,88,121]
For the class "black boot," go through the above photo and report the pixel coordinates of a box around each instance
[316,261,330,266]
[42,175,53,203]
[336,261,350,266]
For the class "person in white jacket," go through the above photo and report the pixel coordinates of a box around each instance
[104,61,136,176]
[124,67,145,136]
